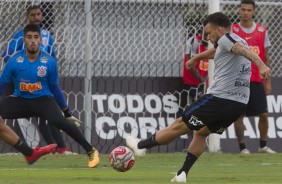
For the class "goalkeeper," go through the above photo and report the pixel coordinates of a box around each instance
[0,24,99,168]
[1,5,78,154]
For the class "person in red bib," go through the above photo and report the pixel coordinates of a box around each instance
[182,31,208,107]
[231,0,275,154]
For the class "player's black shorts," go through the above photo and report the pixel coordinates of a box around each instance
[182,94,246,134]
[245,82,267,117]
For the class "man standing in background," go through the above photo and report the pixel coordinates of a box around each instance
[231,0,275,154]
[182,29,209,107]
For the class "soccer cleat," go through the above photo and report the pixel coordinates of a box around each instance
[240,148,250,154]
[55,147,75,155]
[87,148,100,168]
[258,146,276,153]
[125,135,146,158]
[171,171,187,183]
[25,144,57,165]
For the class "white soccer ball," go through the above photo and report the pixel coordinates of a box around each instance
[109,146,135,172]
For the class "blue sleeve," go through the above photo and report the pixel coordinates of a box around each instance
[0,61,12,95]
[0,60,13,84]
[1,30,24,63]
[49,84,68,110]
[47,58,67,109]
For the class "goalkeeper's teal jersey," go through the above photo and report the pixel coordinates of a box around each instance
[0,49,58,99]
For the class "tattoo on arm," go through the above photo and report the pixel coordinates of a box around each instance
[241,48,256,62]
[190,67,202,82]
[233,42,262,65]
[241,49,247,57]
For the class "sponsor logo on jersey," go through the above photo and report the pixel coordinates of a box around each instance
[258,26,265,32]
[16,56,24,63]
[40,57,48,63]
[235,80,249,87]
[199,60,209,71]
[245,37,252,40]
[227,91,248,99]
[188,115,204,127]
[37,66,47,77]
[20,82,42,93]
[249,46,260,55]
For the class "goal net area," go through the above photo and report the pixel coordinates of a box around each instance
[0,0,281,154]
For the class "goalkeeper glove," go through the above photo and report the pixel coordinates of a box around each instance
[63,108,82,127]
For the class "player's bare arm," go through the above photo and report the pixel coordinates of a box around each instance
[231,42,271,80]
[264,47,272,95]
[186,47,215,69]
[189,66,205,83]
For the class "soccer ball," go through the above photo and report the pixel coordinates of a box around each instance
[109,146,135,172]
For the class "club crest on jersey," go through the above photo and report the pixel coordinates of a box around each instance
[40,57,48,63]
[42,37,48,46]
[42,30,48,35]
[37,66,47,77]
[16,56,24,63]
[233,27,239,32]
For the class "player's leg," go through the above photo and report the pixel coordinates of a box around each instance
[171,126,211,183]
[38,118,69,154]
[33,97,99,167]
[258,112,275,153]
[5,119,28,144]
[0,83,28,145]
[0,96,56,164]
[172,96,246,182]
[247,83,275,153]
[126,117,191,157]
[258,112,268,141]
[126,95,214,157]
[49,123,70,154]
[38,118,55,144]
[234,115,249,154]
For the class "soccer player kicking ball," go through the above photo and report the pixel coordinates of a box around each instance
[126,12,271,183]
[0,24,99,168]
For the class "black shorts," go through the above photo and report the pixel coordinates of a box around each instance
[0,96,70,130]
[182,94,246,134]
[245,82,267,116]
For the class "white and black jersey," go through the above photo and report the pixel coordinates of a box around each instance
[207,33,251,104]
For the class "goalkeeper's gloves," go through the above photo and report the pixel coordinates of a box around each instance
[63,108,82,127]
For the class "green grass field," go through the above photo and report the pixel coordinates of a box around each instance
[0,152,281,184]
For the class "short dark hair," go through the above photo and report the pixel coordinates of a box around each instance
[205,12,231,28]
[24,24,41,37]
[27,5,43,15]
[240,0,256,9]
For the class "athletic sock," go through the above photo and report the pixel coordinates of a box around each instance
[14,139,33,156]
[239,143,246,151]
[137,134,159,149]
[177,152,198,175]
[260,140,266,148]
